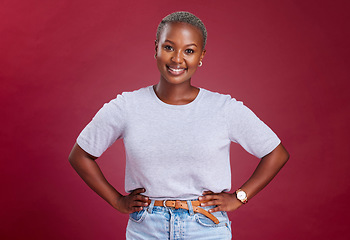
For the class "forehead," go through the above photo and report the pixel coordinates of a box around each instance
[159,22,204,47]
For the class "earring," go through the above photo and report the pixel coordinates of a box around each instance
[154,54,157,59]
[198,61,203,67]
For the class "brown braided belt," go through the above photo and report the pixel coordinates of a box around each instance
[147,200,219,224]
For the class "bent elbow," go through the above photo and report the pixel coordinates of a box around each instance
[68,144,79,166]
[282,148,290,165]
[68,151,75,166]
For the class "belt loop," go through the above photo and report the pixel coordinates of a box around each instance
[187,200,194,216]
[168,207,175,240]
[148,200,155,213]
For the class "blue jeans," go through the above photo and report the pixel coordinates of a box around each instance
[126,200,232,239]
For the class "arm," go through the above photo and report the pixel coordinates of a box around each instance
[68,143,149,213]
[199,143,289,213]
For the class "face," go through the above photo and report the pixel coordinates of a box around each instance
[155,22,206,85]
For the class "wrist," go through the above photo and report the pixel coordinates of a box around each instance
[235,189,248,204]
[111,192,124,210]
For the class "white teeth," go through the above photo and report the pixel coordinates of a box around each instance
[169,67,185,72]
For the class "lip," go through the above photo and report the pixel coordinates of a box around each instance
[166,65,187,76]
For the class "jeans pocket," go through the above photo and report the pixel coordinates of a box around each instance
[129,209,147,223]
[195,210,230,230]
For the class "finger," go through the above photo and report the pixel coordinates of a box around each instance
[202,190,214,195]
[199,194,218,202]
[131,188,146,195]
[201,199,218,207]
[130,201,148,207]
[208,206,221,213]
[133,194,148,202]
[132,206,143,212]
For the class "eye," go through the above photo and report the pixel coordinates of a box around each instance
[185,49,195,54]
[163,45,174,51]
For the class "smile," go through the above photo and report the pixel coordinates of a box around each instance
[167,65,187,75]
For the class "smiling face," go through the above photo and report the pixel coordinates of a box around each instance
[155,22,206,85]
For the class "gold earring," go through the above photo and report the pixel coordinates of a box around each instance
[198,61,203,67]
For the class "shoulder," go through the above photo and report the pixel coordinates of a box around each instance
[120,85,151,96]
[107,85,152,106]
[199,87,243,109]
[96,86,152,116]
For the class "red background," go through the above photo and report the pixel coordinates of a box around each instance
[1,0,349,239]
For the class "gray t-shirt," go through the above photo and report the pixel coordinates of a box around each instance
[77,85,280,200]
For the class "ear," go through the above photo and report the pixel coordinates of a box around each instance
[200,49,206,62]
[154,40,158,55]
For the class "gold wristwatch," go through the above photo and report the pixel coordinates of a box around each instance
[235,189,248,204]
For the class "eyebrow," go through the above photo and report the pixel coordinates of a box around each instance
[164,40,198,47]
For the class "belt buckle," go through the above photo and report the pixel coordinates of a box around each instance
[162,200,168,208]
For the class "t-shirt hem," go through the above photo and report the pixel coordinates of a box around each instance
[258,138,281,159]
[76,136,102,158]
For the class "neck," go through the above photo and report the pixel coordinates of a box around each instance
[153,79,199,105]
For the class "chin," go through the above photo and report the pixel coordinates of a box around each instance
[162,76,192,85]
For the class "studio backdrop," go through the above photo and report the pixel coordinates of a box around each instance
[1,0,349,239]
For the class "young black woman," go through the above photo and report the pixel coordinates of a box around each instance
[69,11,289,239]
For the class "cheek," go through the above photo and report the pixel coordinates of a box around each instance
[156,59,162,71]
[186,56,201,68]
[156,57,167,73]
[156,56,167,69]
[157,50,170,62]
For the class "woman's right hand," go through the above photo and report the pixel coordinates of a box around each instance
[69,143,149,214]
[115,188,149,214]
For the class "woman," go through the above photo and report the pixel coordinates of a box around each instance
[69,11,289,239]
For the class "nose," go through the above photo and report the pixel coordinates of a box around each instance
[171,50,183,63]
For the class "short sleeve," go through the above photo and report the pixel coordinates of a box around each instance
[76,94,126,157]
[225,98,281,158]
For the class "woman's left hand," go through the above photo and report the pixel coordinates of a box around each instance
[199,191,243,213]
[199,144,289,214]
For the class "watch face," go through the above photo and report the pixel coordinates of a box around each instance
[237,191,246,199]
